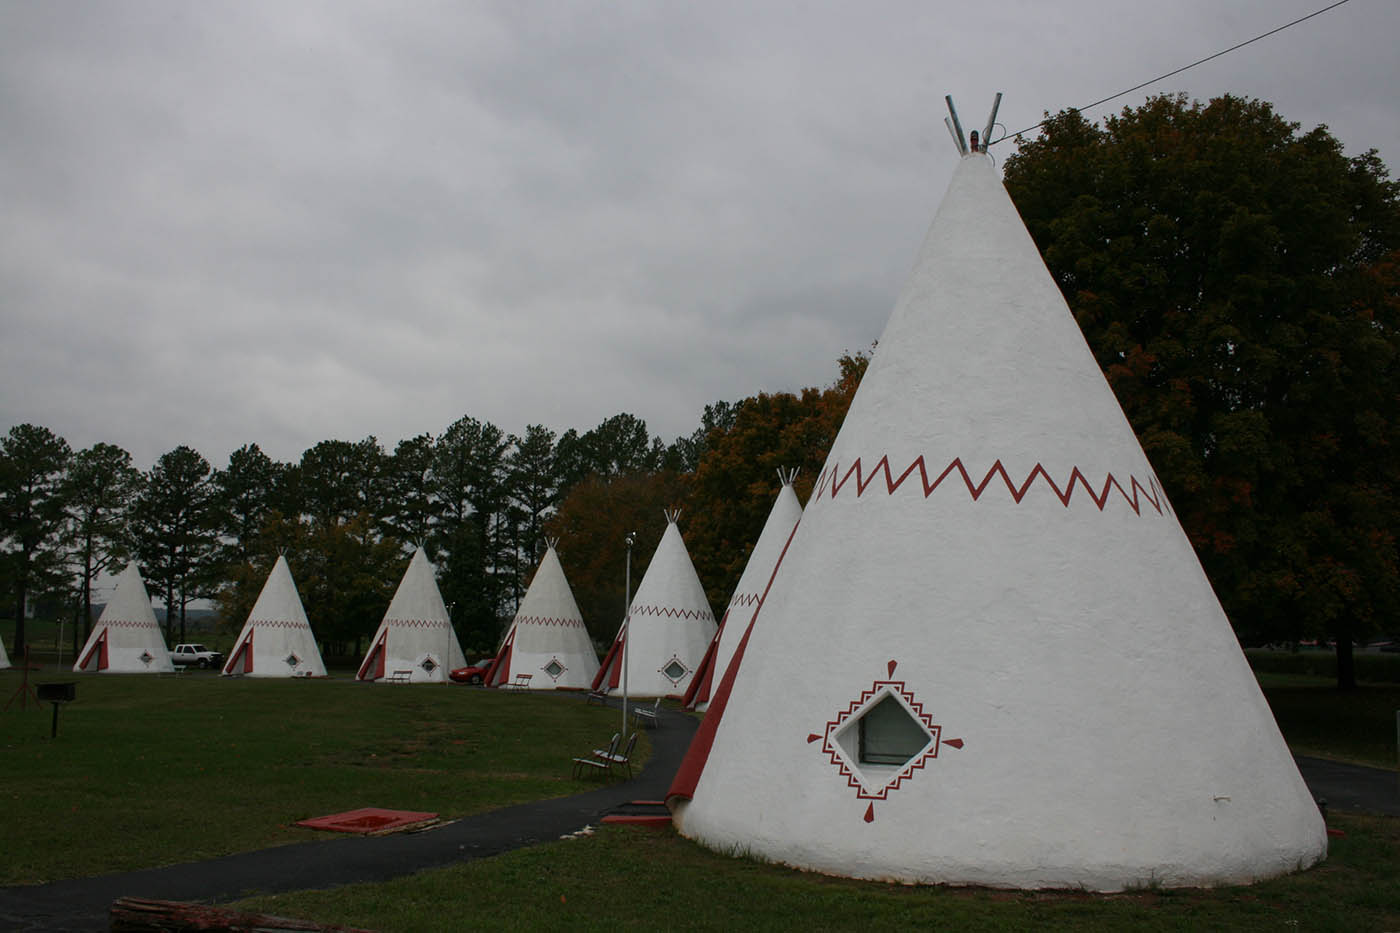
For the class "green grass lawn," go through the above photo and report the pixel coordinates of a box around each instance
[1255,673,1400,770]
[0,671,636,884]
[3,660,1398,931]
[234,815,1400,932]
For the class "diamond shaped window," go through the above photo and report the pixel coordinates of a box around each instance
[420,657,438,674]
[661,658,688,682]
[139,651,153,665]
[857,694,932,766]
[544,659,565,678]
[286,653,301,668]
[834,691,935,773]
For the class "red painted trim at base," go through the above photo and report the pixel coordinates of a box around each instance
[592,625,626,691]
[356,633,387,681]
[600,814,672,827]
[485,631,515,687]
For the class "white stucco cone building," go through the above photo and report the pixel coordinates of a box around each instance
[668,122,1326,891]
[684,471,803,711]
[484,541,599,690]
[592,511,716,698]
[223,555,327,678]
[356,546,466,683]
[0,633,10,670]
[73,563,175,674]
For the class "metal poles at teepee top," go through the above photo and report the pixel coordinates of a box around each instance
[945,93,1004,156]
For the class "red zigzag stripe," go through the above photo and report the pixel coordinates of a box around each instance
[514,615,585,629]
[728,593,761,609]
[631,604,714,622]
[247,619,313,630]
[811,455,1170,516]
[386,618,453,629]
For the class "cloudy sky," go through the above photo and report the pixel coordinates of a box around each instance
[2,0,1396,470]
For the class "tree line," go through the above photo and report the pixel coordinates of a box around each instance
[0,356,864,662]
[4,94,1397,688]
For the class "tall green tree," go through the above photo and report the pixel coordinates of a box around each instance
[555,413,657,489]
[209,443,289,631]
[132,446,217,644]
[384,433,438,548]
[433,416,509,651]
[0,424,72,655]
[63,442,141,650]
[506,424,560,600]
[1002,94,1400,688]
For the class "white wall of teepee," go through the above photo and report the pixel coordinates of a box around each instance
[223,555,327,678]
[685,476,803,711]
[73,563,175,674]
[487,543,598,690]
[595,513,715,698]
[0,633,10,670]
[356,547,466,683]
[669,144,1325,891]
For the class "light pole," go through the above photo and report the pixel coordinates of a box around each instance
[622,532,635,738]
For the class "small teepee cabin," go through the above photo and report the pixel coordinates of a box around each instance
[73,563,175,674]
[592,511,715,699]
[484,540,598,690]
[356,547,466,683]
[668,98,1326,891]
[684,471,803,711]
[0,634,10,670]
[223,555,327,678]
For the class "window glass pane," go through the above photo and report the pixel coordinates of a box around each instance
[859,695,929,766]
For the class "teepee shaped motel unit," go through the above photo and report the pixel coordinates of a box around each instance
[668,99,1325,891]
[74,563,175,674]
[356,547,466,683]
[0,634,10,670]
[683,471,803,711]
[485,541,598,690]
[223,556,326,678]
[592,511,716,698]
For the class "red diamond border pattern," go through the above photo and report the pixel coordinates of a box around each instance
[818,678,942,802]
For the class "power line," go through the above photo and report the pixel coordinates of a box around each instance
[993,0,1355,145]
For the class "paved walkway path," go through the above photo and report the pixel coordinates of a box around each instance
[1,710,1394,932]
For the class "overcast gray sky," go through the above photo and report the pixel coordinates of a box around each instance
[2,0,1396,469]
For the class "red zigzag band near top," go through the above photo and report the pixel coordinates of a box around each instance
[630,605,715,622]
[514,615,585,629]
[811,455,1171,517]
[385,619,454,629]
[247,619,313,630]
[728,593,761,609]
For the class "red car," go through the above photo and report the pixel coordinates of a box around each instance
[449,660,493,685]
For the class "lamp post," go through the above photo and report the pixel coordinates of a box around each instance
[622,532,635,738]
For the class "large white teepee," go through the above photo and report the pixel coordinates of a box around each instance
[74,563,175,673]
[485,542,598,690]
[0,633,10,670]
[592,512,715,698]
[356,547,466,683]
[684,472,803,711]
[223,556,327,678]
[669,136,1325,891]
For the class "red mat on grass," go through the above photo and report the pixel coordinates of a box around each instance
[296,808,439,835]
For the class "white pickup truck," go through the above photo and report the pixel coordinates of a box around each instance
[170,644,224,670]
